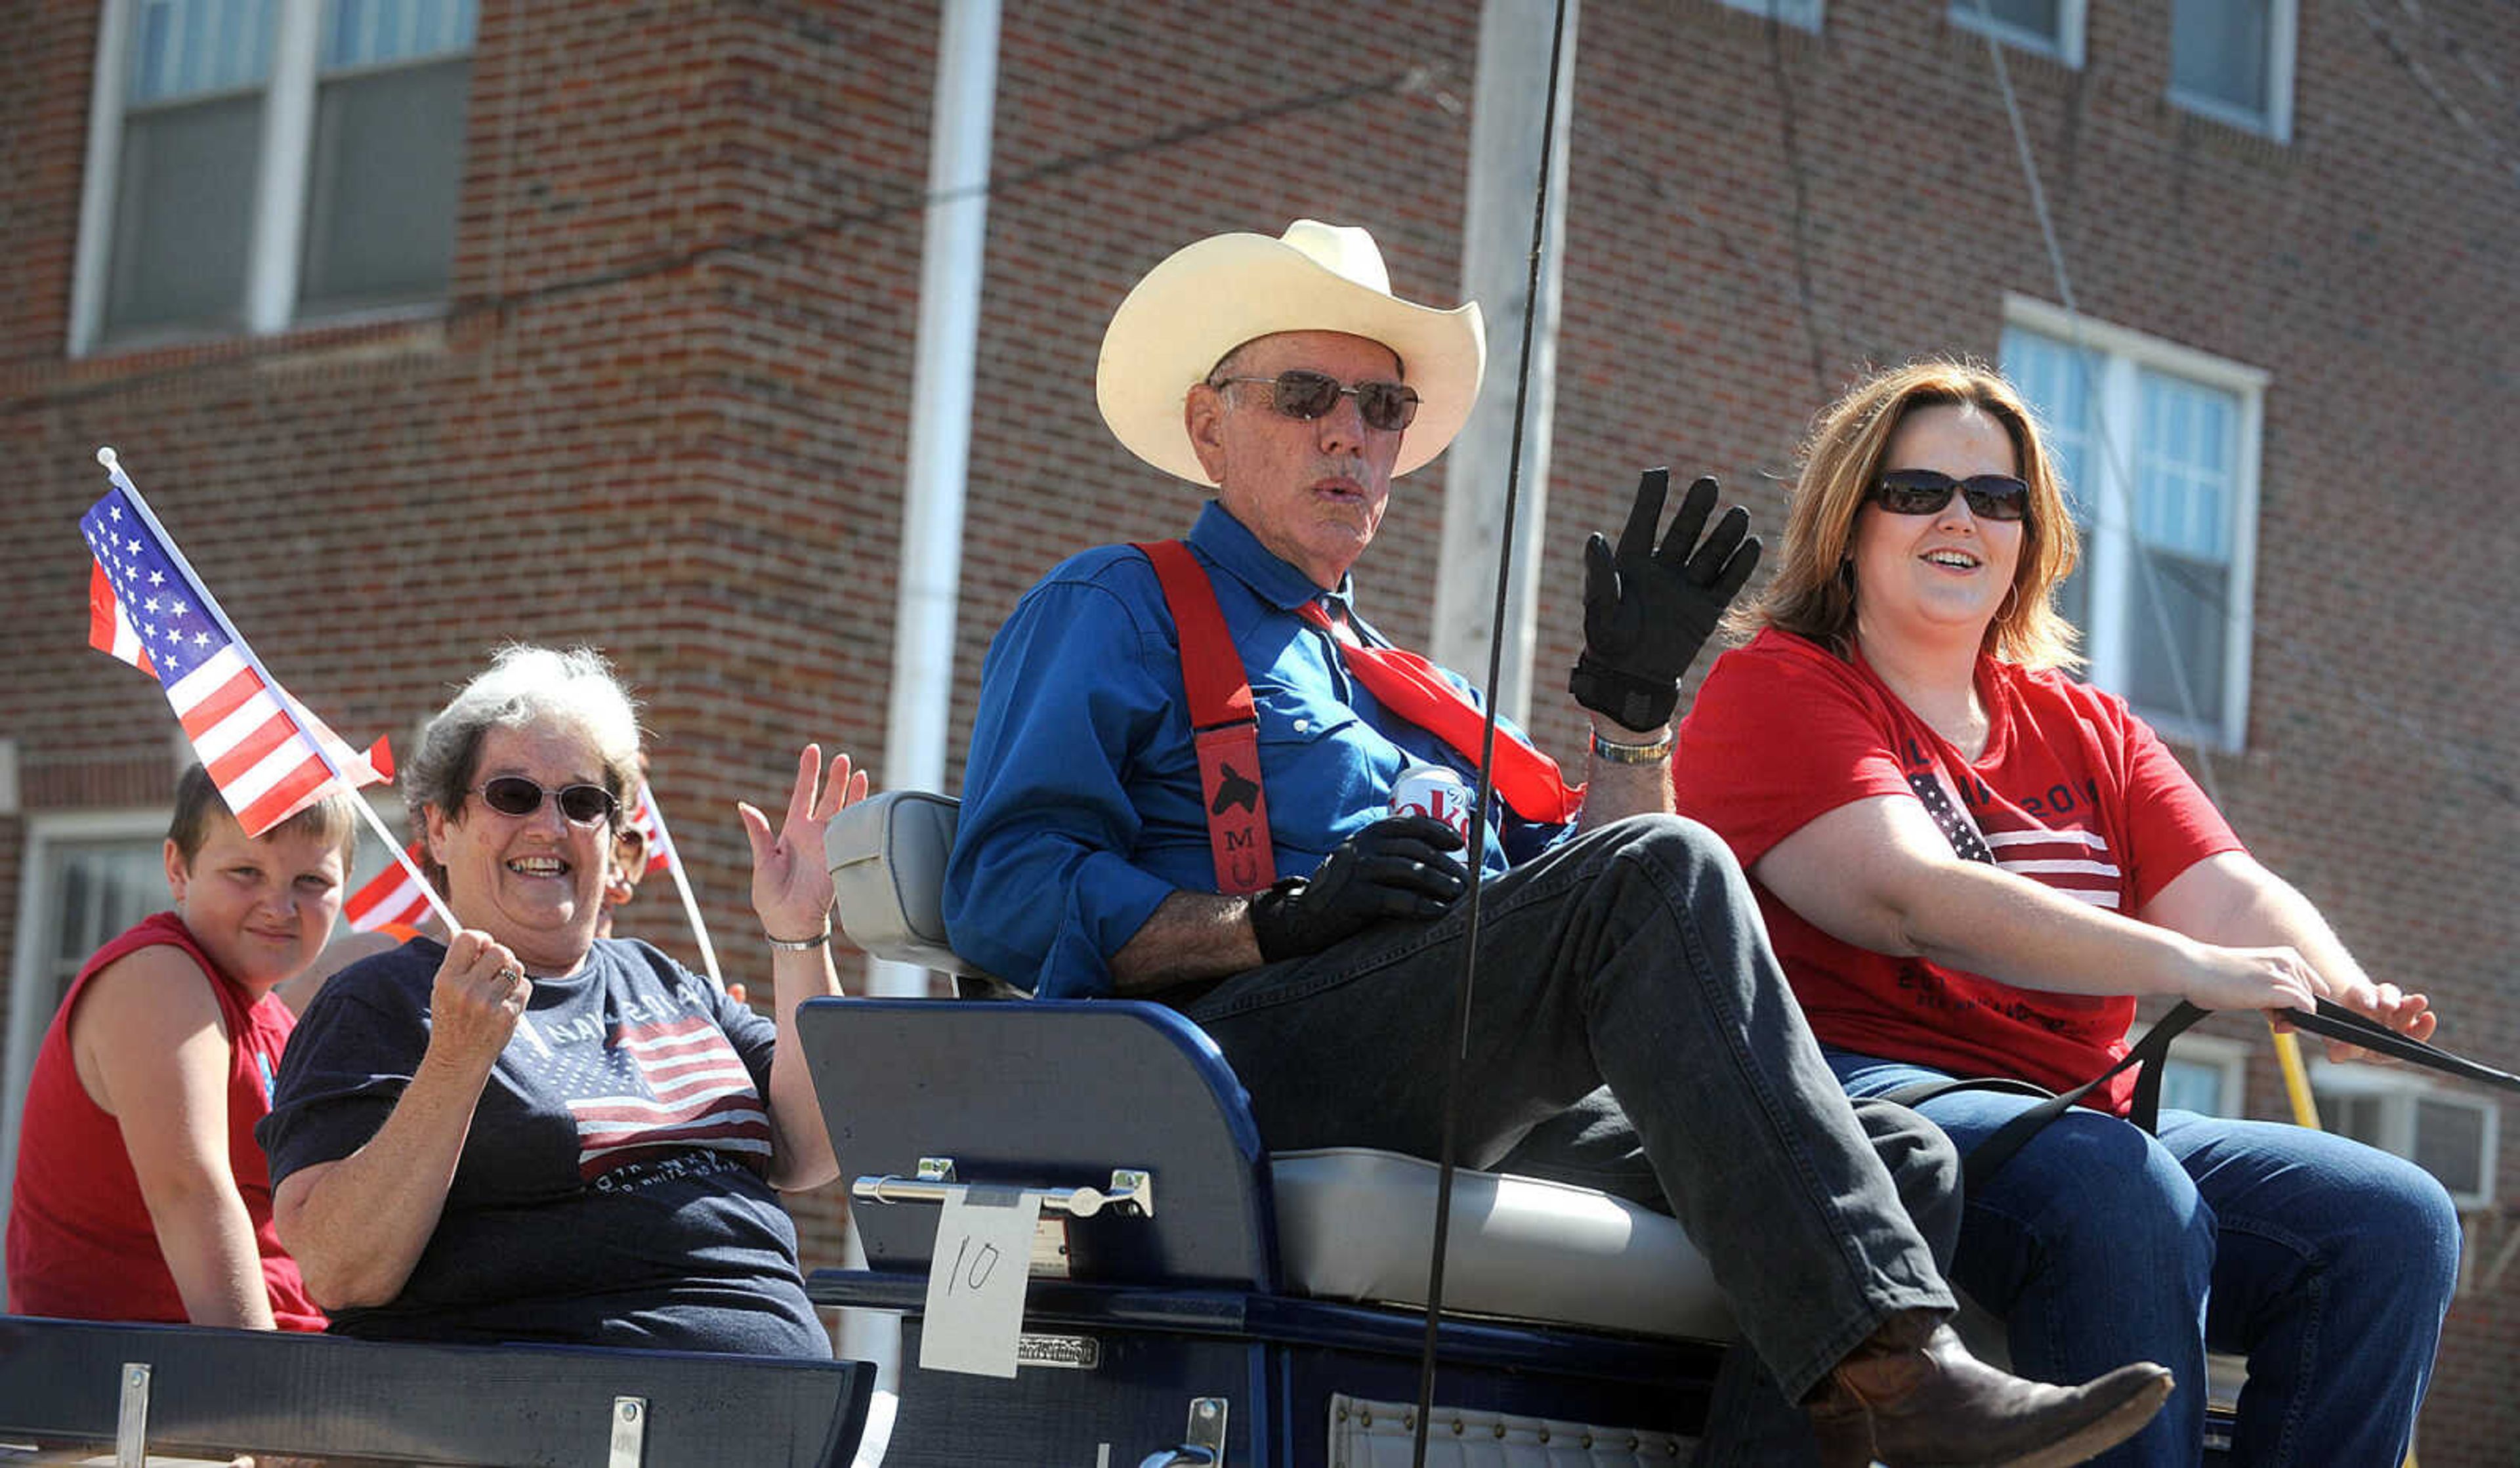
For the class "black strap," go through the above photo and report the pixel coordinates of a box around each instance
[2282,999,2520,1094]
[1883,1002,2210,1193]
[1870,736,2520,1186]
[1891,997,2520,1192]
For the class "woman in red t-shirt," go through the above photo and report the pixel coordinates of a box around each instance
[7,765,349,1330]
[1674,360,2458,1467]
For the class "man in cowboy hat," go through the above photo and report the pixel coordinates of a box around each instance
[944,220,2170,1466]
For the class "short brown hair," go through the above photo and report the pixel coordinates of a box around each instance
[166,763,360,869]
[1738,357,2084,670]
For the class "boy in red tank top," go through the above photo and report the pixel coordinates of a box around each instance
[5,765,355,1329]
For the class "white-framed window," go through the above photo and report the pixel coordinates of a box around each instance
[1949,0,2086,68]
[0,809,171,1239]
[2167,0,2295,141]
[2000,297,2265,752]
[1712,0,1823,33]
[70,0,478,353]
[2147,1028,2249,1118]
[2312,1062,2500,1211]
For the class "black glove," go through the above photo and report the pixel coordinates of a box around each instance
[1248,814,1468,963]
[1569,468,1762,731]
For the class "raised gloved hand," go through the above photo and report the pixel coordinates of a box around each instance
[1248,814,1468,963]
[1569,469,1761,732]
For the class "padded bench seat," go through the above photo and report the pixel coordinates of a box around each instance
[824,789,2245,1402]
[1270,1146,1736,1340]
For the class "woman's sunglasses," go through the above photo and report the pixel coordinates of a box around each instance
[1869,468,2029,522]
[472,776,619,827]
[1213,369,1421,433]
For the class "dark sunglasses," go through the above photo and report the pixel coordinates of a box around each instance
[1213,369,1421,433]
[472,776,619,827]
[1870,468,2029,522]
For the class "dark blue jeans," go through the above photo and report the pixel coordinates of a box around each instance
[1829,1049,2462,1467]
[1178,816,1956,1408]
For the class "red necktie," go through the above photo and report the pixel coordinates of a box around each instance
[1297,602,1584,826]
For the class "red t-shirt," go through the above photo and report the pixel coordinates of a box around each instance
[5,911,325,1329]
[1673,628,2242,1114]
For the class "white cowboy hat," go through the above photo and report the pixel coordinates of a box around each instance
[1096,219,1486,486]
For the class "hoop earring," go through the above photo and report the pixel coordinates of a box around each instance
[1998,584,2021,623]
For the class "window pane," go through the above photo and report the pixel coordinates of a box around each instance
[2000,326,2097,631]
[1713,0,1824,30]
[2157,1056,2231,1117]
[129,0,274,103]
[104,95,261,334]
[2318,1091,2388,1148]
[2170,0,2271,115]
[41,843,168,1021]
[323,0,476,70]
[2126,369,2236,728]
[2136,371,2233,561]
[2414,1099,2485,1197]
[2126,548,2225,729]
[54,862,95,969]
[1953,0,2061,42]
[298,58,472,312]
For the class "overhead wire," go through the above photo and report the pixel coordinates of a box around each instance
[1972,1,2234,805]
[2353,0,2520,187]
[1,64,1454,415]
[1977,0,2515,816]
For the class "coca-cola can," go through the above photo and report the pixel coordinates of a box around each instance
[1388,762,1475,843]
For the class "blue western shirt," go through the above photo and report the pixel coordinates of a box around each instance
[944,501,1571,997]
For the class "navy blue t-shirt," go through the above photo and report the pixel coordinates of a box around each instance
[258,936,827,1356]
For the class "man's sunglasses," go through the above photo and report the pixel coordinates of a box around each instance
[1870,469,2030,522]
[472,776,619,827]
[1213,370,1421,433]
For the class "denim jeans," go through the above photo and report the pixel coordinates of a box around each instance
[1828,1049,2462,1467]
[1177,815,1955,1406]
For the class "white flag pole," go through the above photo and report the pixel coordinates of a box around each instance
[635,783,724,992]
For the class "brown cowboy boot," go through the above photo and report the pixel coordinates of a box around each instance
[1806,1312,2173,1468]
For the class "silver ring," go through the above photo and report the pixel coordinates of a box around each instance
[497,967,526,986]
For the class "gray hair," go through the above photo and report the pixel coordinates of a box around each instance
[408,646,643,887]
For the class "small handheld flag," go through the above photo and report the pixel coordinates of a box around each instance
[79,449,547,1057]
[345,841,437,934]
[81,451,390,837]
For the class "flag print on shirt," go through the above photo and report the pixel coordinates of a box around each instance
[1983,827,2124,910]
[1905,768,2124,909]
[545,1013,770,1182]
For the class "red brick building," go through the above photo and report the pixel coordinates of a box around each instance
[3,1,2511,1458]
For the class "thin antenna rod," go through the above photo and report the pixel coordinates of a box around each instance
[1410,2,1574,1460]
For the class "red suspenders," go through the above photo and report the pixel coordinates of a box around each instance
[1135,541,1278,894]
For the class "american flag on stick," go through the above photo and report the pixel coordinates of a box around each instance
[81,450,391,837]
[625,782,675,875]
[344,840,436,934]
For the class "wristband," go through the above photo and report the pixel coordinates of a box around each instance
[1568,654,1681,732]
[765,923,832,951]
[1589,726,1675,765]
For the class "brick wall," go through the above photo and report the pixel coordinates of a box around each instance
[3,0,2511,1457]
